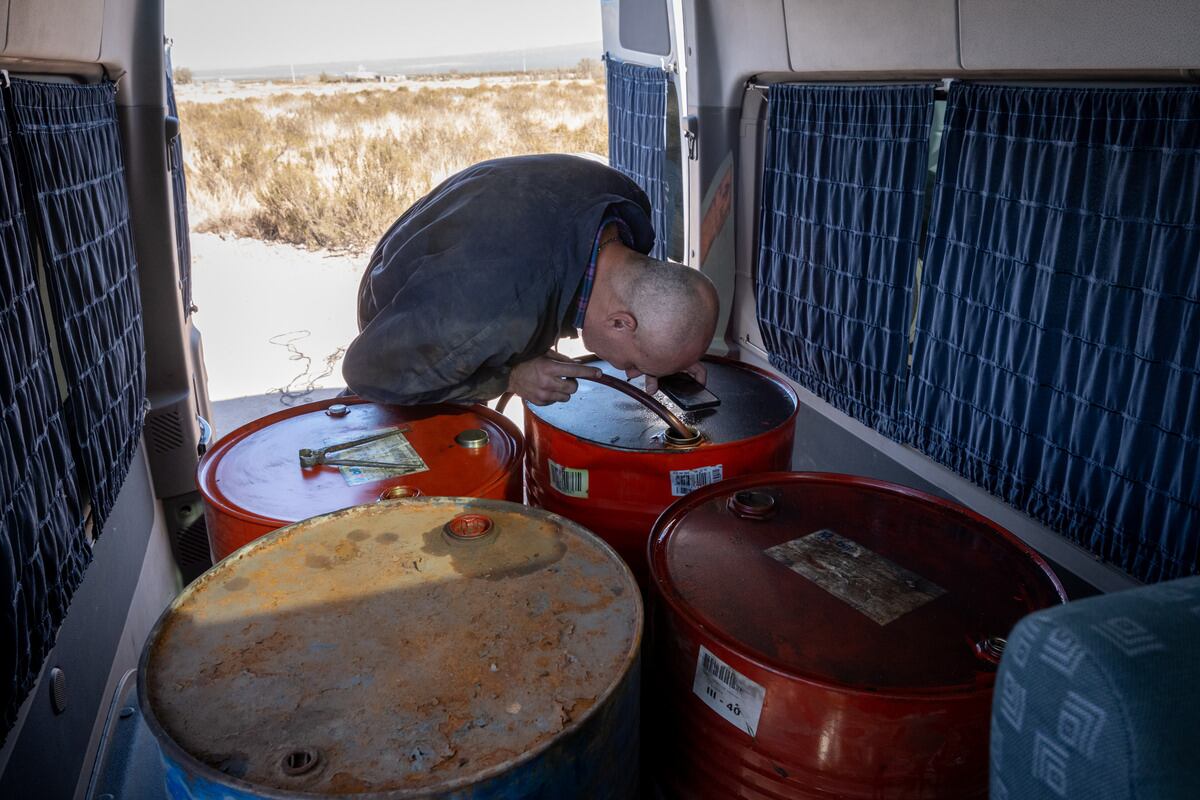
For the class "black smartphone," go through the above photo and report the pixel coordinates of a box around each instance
[657,372,721,411]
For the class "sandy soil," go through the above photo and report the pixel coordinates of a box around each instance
[191,232,362,404]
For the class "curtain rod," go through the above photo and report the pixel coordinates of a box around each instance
[748,81,949,100]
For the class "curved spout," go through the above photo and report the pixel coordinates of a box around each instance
[494,354,699,443]
[576,373,696,441]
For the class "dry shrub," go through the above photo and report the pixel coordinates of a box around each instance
[250,164,330,245]
[178,77,608,252]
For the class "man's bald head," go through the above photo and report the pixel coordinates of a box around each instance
[581,245,719,378]
[620,254,718,369]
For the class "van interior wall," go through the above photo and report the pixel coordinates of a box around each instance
[0,0,188,795]
[0,450,175,799]
[679,0,1200,594]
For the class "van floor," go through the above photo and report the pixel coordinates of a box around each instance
[211,387,345,439]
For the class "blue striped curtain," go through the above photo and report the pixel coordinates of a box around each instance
[9,80,146,533]
[907,83,1200,583]
[0,103,89,742]
[166,45,193,317]
[756,84,935,439]
[606,56,671,259]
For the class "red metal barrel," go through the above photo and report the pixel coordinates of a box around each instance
[648,472,1068,800]
[524,356,797,586]
[198,396,522,560]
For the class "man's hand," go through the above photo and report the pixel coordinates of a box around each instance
[508,355,602,406]
[625,362,707,396]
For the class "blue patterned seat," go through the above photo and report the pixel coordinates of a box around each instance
[990,575,1200,798]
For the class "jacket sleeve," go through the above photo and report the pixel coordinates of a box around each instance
[342,275,543,405]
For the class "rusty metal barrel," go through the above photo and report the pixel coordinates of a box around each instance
[524,356,798,586]
[198,396,523,561]
[647,472,1067,800]
[139,497,642,799]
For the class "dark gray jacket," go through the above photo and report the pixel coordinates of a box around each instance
[343,155,654,404]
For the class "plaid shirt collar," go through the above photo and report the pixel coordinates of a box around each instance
[572,216,634,329]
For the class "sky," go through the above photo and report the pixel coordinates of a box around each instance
[166,0,603,71]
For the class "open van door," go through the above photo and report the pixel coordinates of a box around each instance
[601,1,687,259]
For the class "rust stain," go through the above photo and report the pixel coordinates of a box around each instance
[419,516,567,581]
[699,158,734,266]
[333,539,361,562]
[326,771,373,792]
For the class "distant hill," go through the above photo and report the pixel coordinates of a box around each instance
[191,41,604,81]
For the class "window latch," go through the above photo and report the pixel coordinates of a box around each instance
[684,115,699,161]
[164,114,181,169]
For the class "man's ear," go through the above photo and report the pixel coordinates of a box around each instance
[607,311,637,334]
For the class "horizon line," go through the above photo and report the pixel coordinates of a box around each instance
[182,39,605,75]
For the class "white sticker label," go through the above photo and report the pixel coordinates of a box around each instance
[549,459,589,498]
[670,465,724,496]
[333,429,429,487]
[692,645,765,737]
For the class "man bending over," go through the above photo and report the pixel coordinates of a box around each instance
[343,154,719,406]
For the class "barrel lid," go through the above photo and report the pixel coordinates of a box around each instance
[198,398,522,525]
[139,498,641,795]
[650,473,1066,694]
[526,356,797,450]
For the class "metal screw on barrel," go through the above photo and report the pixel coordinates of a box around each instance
[975,635,1008,665]
[444,512,496,542]
[278,747,322,778]
[378,485,421,501]
[455,428,491,449]
[728,489,778,520]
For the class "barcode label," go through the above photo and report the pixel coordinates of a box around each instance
[670,465,724,496]
[549,459,588,498]
[703,651,740,689]
[692,645,765,737]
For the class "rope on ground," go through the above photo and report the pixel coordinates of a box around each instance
[268,330,347,405]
